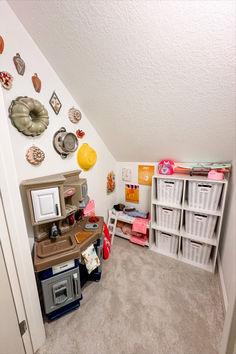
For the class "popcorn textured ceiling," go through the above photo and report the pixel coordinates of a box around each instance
[8,0,236,162]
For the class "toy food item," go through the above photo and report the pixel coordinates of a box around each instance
[0,35,4,54]
[9,96,49,136]
[0,71,13,90]
[32,73,41,92]
[158,160,175,175]
[77,143,97,171]
[13,53,25,75]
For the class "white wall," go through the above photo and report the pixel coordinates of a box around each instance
[0,1,117,235]
[219,159,236,307]
[115,162,156,213]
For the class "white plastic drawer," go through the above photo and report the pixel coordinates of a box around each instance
[156,206,181,231]
[185,211,217,239]
[157,179,183,205]
[187,181,223,211]
[182,238,212,265]
[155,231,178,254]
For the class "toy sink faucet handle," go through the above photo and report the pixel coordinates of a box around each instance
[158,160,175,175]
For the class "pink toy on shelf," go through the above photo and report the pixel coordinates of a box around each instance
[208,170,224,180]
[158,160,175,175]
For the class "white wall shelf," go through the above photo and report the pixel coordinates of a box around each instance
[151,223,181,237]
[183,201,222,216]
[181,228,217,246]
[150,174,228,273]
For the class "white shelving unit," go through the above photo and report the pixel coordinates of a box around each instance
[107,209,150,246]
[150,174,228,273]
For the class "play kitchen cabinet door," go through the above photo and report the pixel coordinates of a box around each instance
[31,187,61,222]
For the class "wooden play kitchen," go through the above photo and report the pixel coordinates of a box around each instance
[21,170,104,320]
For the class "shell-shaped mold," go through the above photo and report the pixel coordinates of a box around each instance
[9,96,49,136]
[26,146,45,165]
[69,107,82,124]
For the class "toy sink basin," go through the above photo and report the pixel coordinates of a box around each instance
[36,235,77,259]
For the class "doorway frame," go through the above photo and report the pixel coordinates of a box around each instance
[0,87,45,353]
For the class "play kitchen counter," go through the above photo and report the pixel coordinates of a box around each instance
[34,216,104,272]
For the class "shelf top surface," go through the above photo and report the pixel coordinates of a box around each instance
[152,173,228,183]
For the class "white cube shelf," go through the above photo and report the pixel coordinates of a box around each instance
[150,174,228,273]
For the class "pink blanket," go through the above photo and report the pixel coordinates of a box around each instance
[130,234,148,246]
[132,217,149,234]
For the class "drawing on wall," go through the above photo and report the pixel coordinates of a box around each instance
[122,168,131,182]
[125,184,139,204]
[0,71,13,90]
[107,171,115,194]
[13,53,25,75]
[49,91,62,115]
[32,73,41,93]
[138,165,154,185]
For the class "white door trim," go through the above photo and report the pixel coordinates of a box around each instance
[0,196,29,353]
[0,87,45,352]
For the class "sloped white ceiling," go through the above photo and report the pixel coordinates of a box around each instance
[8,0,235,162]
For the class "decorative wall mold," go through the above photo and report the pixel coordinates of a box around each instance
[53,127,78,159]
[13,53,25,75]
[32,73,41,92]
[0,71,13,90]
[26,146,45,165]
[76,129,85,139]
[9,96,49,136]
[0,35,4,54]
[69,107,82,123]
[49,91,62,115]
[77,143,97,171]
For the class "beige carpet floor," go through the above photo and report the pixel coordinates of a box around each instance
[37,237,224,354]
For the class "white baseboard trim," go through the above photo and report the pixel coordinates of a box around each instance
[218,252,228,312]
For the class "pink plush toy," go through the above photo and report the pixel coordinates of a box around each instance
[158,160,175,175]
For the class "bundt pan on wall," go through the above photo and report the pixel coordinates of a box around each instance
[9,96,49,136]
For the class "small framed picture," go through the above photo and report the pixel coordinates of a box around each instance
[49,91,62,115]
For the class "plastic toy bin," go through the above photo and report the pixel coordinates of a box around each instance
[155,230,178,254]
[187,181,223,211]
[182,238,212,265]
[156,206,181,231]
[157,179,183,205]
[185,211,217,239]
